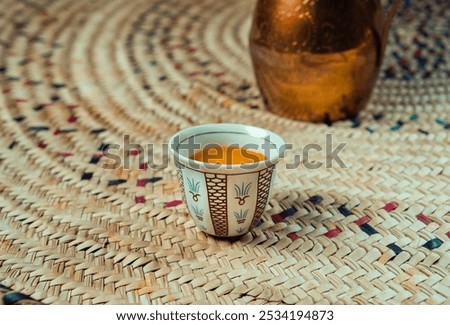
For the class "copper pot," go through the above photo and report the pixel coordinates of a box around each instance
[249,0,401,123]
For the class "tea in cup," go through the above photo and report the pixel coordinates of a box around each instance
[169,124,285,238]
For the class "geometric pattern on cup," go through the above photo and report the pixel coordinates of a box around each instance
[251,165,275,228]
[205,173,228,237]
[176,169,187,205]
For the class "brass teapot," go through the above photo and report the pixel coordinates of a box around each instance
[249,0,401,123]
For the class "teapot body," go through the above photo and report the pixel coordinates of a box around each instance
[249,0,387,122]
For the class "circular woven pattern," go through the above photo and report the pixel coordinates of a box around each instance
[0,0,449,305]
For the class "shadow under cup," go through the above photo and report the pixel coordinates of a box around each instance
[169,124,285,238]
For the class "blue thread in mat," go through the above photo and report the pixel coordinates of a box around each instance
[280,207,297,219]
[360,223,378,236]
[33,104,45,111]
[387,243,403,255]
[410,114,418,121]
[392,51,401,60]
[28,126,49,132]
[435,118,446,126]
[434,56,445,69]
[98,143,110,151]
[141,177,163,184]
[373,113,384,121]
[13,115,26,122]
[417,58,427,71]
[58,128,77,134]
[81,172,93,180]
[402,73,413,81]
[108,179,127,186]
[52,83,66,89]
[3,292,33,305]
[6,76,20,82]
[18,58,30,66]
[309,195,323,205]
[351,118,361,128]
[89,155,101,164]
[338,205,352,217]
[8,141,17,149]
[435,38,445,50]
[384,67,396,79]
[422,238,443,250]
[91,128,107,134]
[435,119,449,129]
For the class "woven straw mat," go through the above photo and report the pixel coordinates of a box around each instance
[0,0,449,305]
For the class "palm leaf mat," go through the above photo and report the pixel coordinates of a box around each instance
[0,0,449,304]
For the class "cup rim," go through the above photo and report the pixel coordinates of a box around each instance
[168,123,285,171]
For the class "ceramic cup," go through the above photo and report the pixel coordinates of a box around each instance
[169,124,285,238]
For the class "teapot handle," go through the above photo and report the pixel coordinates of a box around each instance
[381,0,402,54]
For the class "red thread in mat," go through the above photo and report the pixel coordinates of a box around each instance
[136,179,146,187]
[416,213,432,225]
[164,200,182,208]
[324,228,342,238]
[384,202,398,212]
[68,115,77,123]
[271,214,283,223]
[355,216,371,226]
[287,233,299,241]
[129,148,140,156]
[135,196,146,204]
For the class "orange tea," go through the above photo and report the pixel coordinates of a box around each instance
[191,145,267,165]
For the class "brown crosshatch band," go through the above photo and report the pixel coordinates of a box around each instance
[251,166,275,228]
[205,173,228,237]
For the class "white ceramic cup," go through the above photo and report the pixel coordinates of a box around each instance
[169,124,285,238]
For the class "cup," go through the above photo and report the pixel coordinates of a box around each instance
[169,124,285,238]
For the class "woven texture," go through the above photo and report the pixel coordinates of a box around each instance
[0,0,449,305]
